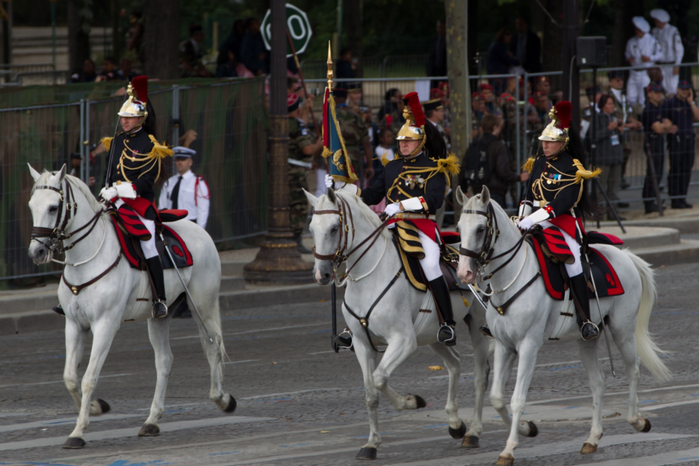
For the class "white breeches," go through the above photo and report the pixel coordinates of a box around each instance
[417,229,442,281]
[661,66,678,95]
[627,71,650,107]
[541,220,583,277]
[115,199,158,259]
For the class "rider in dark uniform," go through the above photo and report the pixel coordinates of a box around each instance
[517,101,601,341]
[329,92,461,346]
[99,76,173,319]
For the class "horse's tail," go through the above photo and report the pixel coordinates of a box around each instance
[624,250,672,383]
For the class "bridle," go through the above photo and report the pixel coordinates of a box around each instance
[31,177,103,256]
[312,193,391,281]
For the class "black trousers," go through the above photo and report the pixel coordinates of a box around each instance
[668,133,696,198]
[642,135,665,202]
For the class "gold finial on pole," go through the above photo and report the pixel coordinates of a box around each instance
[327,41,333,90]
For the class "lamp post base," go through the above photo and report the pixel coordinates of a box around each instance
[243,234,314,286]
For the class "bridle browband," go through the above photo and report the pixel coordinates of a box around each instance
[312,194,391,280]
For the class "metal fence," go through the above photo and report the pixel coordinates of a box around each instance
[0,77,268,284]
[0,63,56,85]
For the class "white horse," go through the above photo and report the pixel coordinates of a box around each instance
[27,165,236,449]
[305,187,537,460]
[456,186,671,466]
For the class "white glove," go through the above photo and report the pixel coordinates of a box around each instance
[384,202,401,217]
[99,186,118,202]
[324,174,334,188]
[517,216,534,231]
[115,182,136,199]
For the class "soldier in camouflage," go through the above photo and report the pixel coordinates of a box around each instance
[288,93,323,253]
[608,70,642,191]
[333,87,374,182]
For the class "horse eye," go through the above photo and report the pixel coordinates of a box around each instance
[476,226,485,234]
[49,205,59,213]
[330,225,339,234]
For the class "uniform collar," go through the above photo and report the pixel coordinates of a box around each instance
[126,126,143,137]
[177,170,194,179]
[401,151,423,163]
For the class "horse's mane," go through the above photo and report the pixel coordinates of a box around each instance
[32,171,102,213]
[317,190,391,240]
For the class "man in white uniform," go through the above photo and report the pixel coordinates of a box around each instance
[159,146,210,229]
[625,16,664,108]
[650,8,684,96]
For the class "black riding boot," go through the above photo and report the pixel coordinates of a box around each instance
[429,276,456,346]
[146,257,168,319]
[570,273,599,341]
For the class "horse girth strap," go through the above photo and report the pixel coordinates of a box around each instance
[343,268,403,353]
[62,253,122,296]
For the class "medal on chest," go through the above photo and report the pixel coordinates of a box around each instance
[543,171,562,185]
[404,174,425,189]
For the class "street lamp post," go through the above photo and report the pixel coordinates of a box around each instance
[244,0,314,285]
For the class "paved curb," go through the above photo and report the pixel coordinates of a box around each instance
[600,218,699,235]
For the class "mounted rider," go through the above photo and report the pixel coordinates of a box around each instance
[328,92,460,345]
[517,101,601,341]
[99,76,174,319]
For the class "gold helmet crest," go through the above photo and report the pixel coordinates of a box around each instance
[118,76,148,119]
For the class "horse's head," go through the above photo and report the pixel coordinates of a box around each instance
[305,188,343,285]
[456,185,493,285]
[27,164,68,265]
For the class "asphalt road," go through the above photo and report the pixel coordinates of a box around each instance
[0,262,698,466]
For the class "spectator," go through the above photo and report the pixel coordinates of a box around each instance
[217,19,246,69]
[180,25,213,78]
[216,48,238,78]
[641,82,675,213]
[527,91,551,132]
[607,70,642,191]
[580,85,601,142]
[486,28,519,94]
[240,18,269,76]
[424,98,450,149]
[427,19,448,89]
[593,94,625,220]
[374,128,395,173]
[96,56,118,82]
[159,145,210,229]
[662,80,699,208]
[378,88,404,136]
[117,57,132,81]
[336,48,355,80]
[650,9,683,96]
[125,11,144,64]
[535,76,552,98]
[480,83,502,117]
[625,16,663,108]
[334,87,373,182]
[70,59,97,83]
[348,84,363,114]
[471,91,485,130]
[510,17,542,73]
[459,114,528,206]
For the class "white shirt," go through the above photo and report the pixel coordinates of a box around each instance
[158,170,210,229]
[652,24,683,64]
[625,33,663,69]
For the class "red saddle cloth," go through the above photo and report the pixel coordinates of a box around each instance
[110,206,193,270]
[528,232,624,300]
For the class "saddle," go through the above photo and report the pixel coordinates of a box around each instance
[109,205,193,270]
[527,229,625,300]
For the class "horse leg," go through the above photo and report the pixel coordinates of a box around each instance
[138,317,174,437]
[352,339,381,460]
[610,324,649,433]
[495,340,540,466]
[428,343,467,442]
[577,338,605,454]
[64,318,120,449]
[490,340,516,432]
[196,298,235,413]
[372,335,424,411]
[461,313,492,448]
[63,318,87,411]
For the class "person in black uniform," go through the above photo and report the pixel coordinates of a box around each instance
[516,101,601,341]
[662,80,699,208]
[99,76,173,319]
[326,91,460,346]
[641,82,675,213]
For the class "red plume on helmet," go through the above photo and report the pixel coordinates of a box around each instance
[403,91,426,127]
[554,101,572,130]
[131,75,148,103]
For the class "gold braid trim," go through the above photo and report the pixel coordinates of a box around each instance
[148,135,174,160]
[321,94,358,183]
[100,137,113,151]
[522,156,535,173]
[573,158,601,184]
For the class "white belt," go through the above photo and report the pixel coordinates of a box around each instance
[393,213,435,220]
[533,200,548,207]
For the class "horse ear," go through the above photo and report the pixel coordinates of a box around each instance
[326,187,337,204]
[455,185,466,205]
[50,164,67,185]
[303,189,318,208]
[28,164,41,182]
[480,185,491,205]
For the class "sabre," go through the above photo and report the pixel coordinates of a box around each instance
[159,233,215,344]
[467,283,488,309]
[585,255,616,377]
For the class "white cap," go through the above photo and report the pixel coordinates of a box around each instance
[650,9,670,23]
[632,16,650,33]
[173,146,196,158]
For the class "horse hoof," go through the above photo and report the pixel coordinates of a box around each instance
[411,394,426,409]
[461,435,480,448]
[448,422,467,439]
[495,454,514,466]
[224,395,237,413]
[641,418,651,432]
[138,423,160,437]
[581,442,597,455]
[526,420,538,437]
[356,447,377,460]
[97,398,111,414]
[63,437,86,449]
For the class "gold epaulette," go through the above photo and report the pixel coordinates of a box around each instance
[522,156,535,173]
[100,137,113,151]
[573,158,601,184]
[147,135,174,160]
[437,154,460,175]
[381,153,393,166]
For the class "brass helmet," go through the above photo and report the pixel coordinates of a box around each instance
[396,92,426,157]
[538,100,572,146]
[118,76,148,118]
